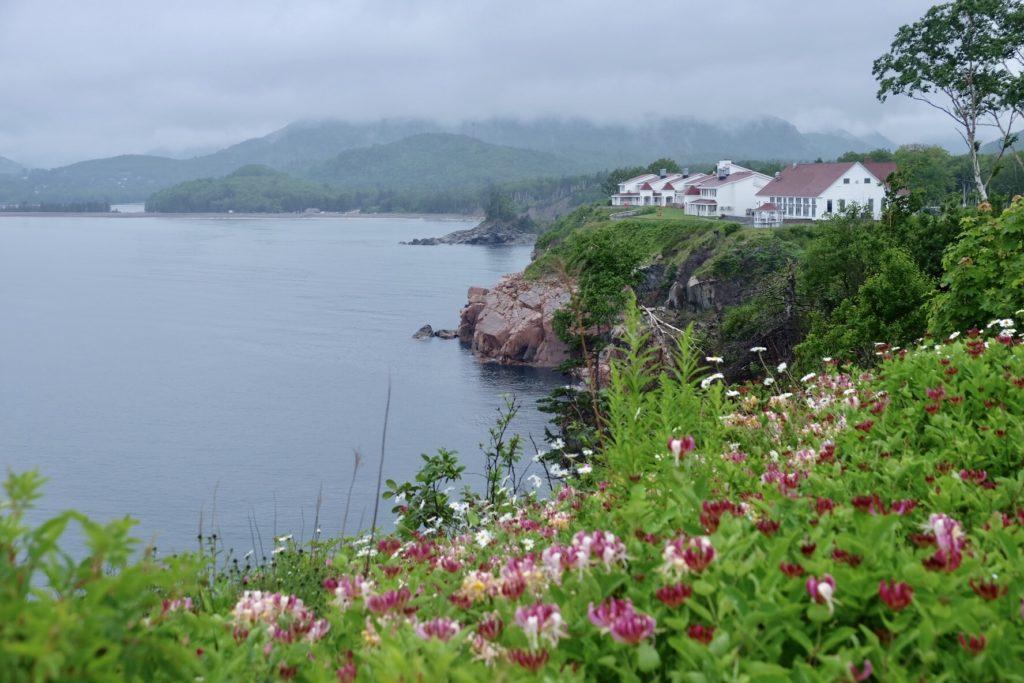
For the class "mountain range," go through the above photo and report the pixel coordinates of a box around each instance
[0,156,23,175]
[0,117,894,204]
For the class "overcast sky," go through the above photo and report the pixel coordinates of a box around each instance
[0,0,954,168]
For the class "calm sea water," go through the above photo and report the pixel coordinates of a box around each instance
[0,215,563,556]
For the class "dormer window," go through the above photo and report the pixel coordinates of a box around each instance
[843,178,850,184]
[865,178,872,183]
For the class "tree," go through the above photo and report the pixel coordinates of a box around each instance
[796,248,933,366]
[837,149,896,163]
[893,144,958,206]
[644,158,681,174]
[483,187,516,221]
[929,196,1024,333]
[873,0,1017,201]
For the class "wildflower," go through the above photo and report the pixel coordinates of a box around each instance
[662,535,715,575]
[667,435,696,466]
[969,578,1006,601]
[779,562,805,578]
[415,617,461,642]
[587,597,635,632]
[366,587,411,615]
[160,597,193,614]
[475,529,493,548]
[231,591,330,644]
[958,632,986,655]
[850,660,873,682]
[476,612,504,641]
[336,652,357,683]
[571,530,627,569]
[706,356,723,363]
[508,648,549,672]
[777,362,787,372]
[377,538,401,557]
[800,372,816,382]
[609,612,656,645]
[763,377,776,387]
[655,582,693,607]
[750,346,767,353]
[527,474,543,489]
[922,513,965,572]
[725,390,740,397]
[688,624,715,644]
[471,635,504,666]
[576,463,593,476]
[806,574,836,615]
[514,602,567,650]
[324,575,369,611]
[878,580,913,611]
[701,372,724,389]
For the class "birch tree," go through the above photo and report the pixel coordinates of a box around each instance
[873,0,1018,202]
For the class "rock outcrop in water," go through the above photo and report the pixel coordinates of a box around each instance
[457,273,570,366]
[404,216,537,246]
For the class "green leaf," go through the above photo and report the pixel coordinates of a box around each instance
[637,642,661,672]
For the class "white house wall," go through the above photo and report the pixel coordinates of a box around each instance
[816,163,886,219]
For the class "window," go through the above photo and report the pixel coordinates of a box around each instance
[843,178,850,184]
[867,198,874,212]
[865,178,872,184]
[826,199,833,213]
[839,199,846,211]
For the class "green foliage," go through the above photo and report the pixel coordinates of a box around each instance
[552,225,646,350]
[482,187,516,221]
[5,306,1024,680]
[0,471,207,682]
[383,448,465,536]
[796,248,934,365]
[796,214,894,315]
[837,149,896,163]
[929,197,1024,334]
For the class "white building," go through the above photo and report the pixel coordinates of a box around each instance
[610,160,770,219]
[682,161,772,218]
[755,161,896,223]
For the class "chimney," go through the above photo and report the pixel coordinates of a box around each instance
[682,167,689,178]
[774,171,780,178]
[659,168,667,179]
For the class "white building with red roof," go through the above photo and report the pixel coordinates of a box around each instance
[682,160,772,218]
[610,160,768,218]
[754,161,896,224]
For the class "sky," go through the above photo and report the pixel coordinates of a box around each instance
[0,0,954,168]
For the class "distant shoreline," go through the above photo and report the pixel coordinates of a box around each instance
[0,211,480,221]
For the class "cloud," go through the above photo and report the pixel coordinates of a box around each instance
[0,0,949,167]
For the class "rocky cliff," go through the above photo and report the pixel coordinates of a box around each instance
[457,273,570,366]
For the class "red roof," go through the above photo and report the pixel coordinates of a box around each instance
[756,162,897,198]
[756,202,779,211]
[690,198,717,205]
[863,162,897,183]
[663,182,675,190]
[698,170,756,188]
[685,186,700,196]
[640,182,653,190]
